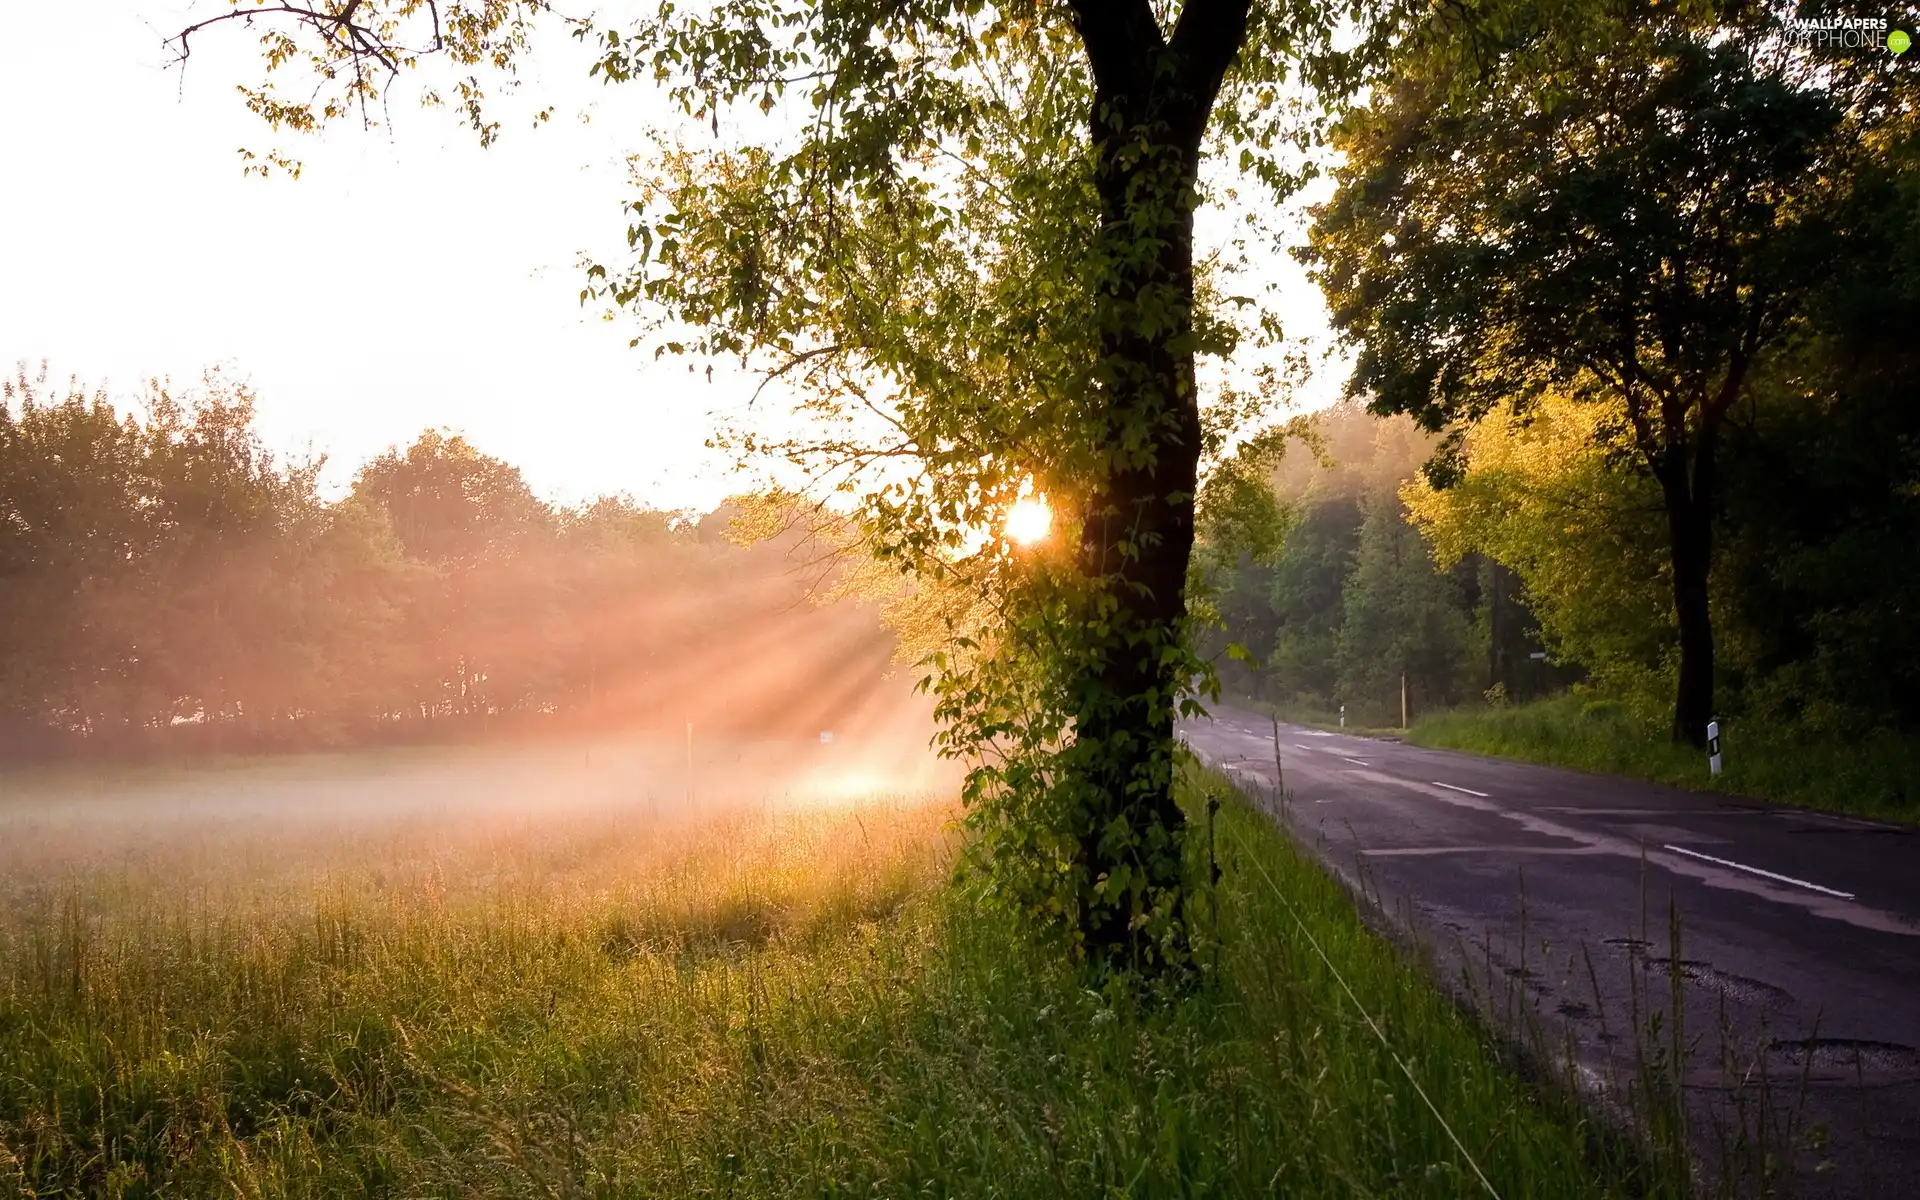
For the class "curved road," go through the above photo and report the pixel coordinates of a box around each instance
[1182,703,1920,1199]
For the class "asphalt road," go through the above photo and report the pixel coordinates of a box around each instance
[1182,703,1920,1199]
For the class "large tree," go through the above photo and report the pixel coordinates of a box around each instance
[173,0,1378,970]
[1305,0,1915,744]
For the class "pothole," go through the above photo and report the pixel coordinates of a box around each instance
[1639,957,1794,1009]
[1767,1038,1920,1076]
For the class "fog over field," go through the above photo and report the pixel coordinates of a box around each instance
[0,687,958,900]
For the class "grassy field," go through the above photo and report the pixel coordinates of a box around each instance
[0,742,1683,1198]
[1406,694,1920,824]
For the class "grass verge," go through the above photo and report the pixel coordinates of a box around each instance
[1,768,1679,1197]
[1407,694,1919,824]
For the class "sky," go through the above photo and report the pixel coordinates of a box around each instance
[1,2,1341,513]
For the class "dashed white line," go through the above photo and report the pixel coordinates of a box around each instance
[1294,743,1317,752]
[1660,844,1856,900]
[1341,756,1371,766]
[1431,781,1491,798]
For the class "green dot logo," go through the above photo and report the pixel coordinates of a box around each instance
[1892,29,1913,54]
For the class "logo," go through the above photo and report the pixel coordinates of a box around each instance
[1893,29,1913,54]
[1784,14,1892,50]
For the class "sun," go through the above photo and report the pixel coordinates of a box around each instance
[1006,496,1053,546]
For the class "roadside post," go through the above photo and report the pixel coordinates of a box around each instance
[1707,719,1722,775]
[1339,705,1345,728]
[1400,674,1408,730]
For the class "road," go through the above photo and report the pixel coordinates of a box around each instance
[1182,703,1920,1199]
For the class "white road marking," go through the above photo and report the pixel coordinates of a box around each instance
[1364,845,1606,858]
[1660,844,1856,900]
[1294,743,1318,752]
[1431,781,1491,798]
[1341,756,1371,766]
[1201,736,1914,933]
[1539,807,1766,817]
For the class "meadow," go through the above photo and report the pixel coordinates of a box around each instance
[0,737,1684,1198]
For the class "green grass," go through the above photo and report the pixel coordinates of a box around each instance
[1408,693,1920,823]
[0,762,1681,1198]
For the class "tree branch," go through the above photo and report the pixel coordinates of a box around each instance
[168,2,419,76]
[1168,0,1255,119]
[1062,0,1163,100]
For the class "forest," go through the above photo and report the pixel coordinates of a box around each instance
[1205,351,1920,762]
[1206,406,1570,727]
[0,370,899,762]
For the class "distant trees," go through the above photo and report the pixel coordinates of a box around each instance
[1200,405,1553,727]
[1335,489,1476,724]
[0,369,895,762]
[1304,2,1916,744]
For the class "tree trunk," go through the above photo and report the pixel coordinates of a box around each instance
[1066,0,1249,970]
[1660,459,1716,747]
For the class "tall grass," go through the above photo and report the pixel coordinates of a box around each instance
[0,763,1680,1197]
[1409,694,1920,823]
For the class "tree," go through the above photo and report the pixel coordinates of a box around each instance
[1404,396,1676,711]
[0,371,148,750]
[1264,494,1360,708]
[177,0,1382,973]
[605,2,1310,971]
[1334,488,1473,725]
[1304,3,1909,744]
[354,430,550,567]
[352,430,555,720]
[1705,139,1920,733]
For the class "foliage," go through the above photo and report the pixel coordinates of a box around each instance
[1303,0,1917,744]
[1709,136,1920,734]
[1404,303,1920,739]
[0,760,1685,1197]
[0,371,896,761]
[1404,398,1675,714]
[1333,487,1475,725]
[168,0,553,174]
[584,0,1365,974]
[1198,404,1525,724]
[1261,494,1360,704]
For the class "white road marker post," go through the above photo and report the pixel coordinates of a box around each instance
[1339,705,1346,729]
[1707,719,1723,776]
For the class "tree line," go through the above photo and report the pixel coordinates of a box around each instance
[1203,405,1571,728]
[1303,6,1919,744]
[1206,348,1920,739]
[0,370,896,762]
[1201,6,1920,749]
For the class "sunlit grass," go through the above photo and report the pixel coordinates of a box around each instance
[0,752,1679,1197]
[1409,694,1920,823]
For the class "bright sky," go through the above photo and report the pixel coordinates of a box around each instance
[1,3,1340,514]
[0,1,750,511]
